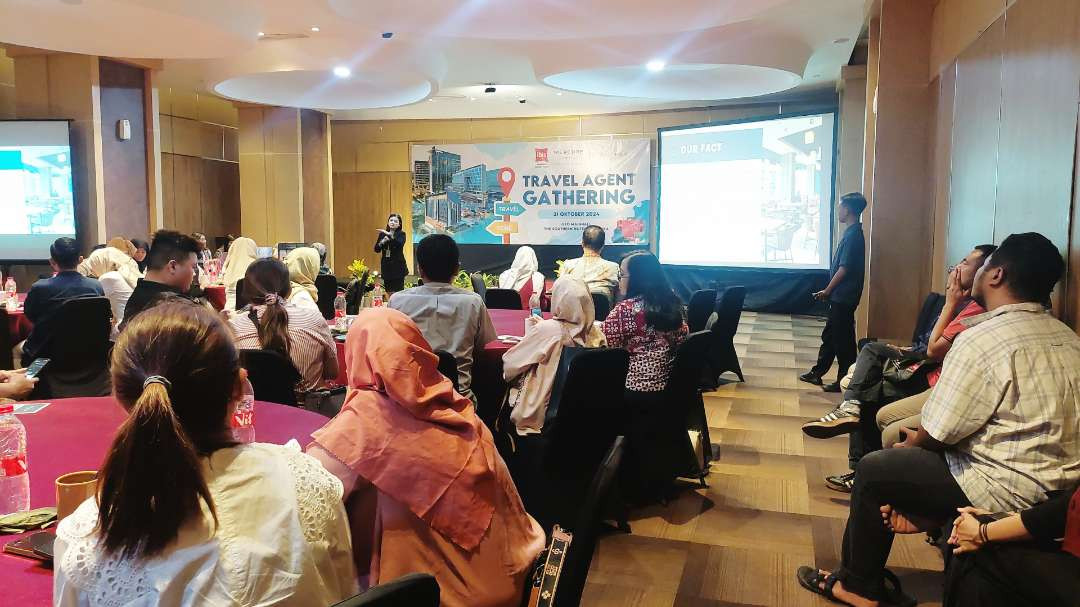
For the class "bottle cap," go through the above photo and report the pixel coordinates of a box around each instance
[0,404,13,415]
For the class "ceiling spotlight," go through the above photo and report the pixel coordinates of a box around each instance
[257,31,265,37]
[469,97,477,101]
[484,86,496,94]
[518,97,526,104]
[310,26,320,32]
[833,37,850,44]
[332,66,351,78]
[646,59,666,72]
[555,92,563,96]
[381,32,394,39]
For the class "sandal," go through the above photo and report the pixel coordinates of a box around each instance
[881,569,917,607]
[796,566,848,604]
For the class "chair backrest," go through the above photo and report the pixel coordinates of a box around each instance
[332,573,439,607]
[435,350,459,391]
[42,296,112,369]
[485,288,523,310]
[234,278,247,311]
[315,274,339,320]
[590,292,610,322]
[686,289,717,333]
[711,286,746,340]
[554,436,627,607]
[667,331,715,406]
[239,348,302,406]
[0,309,13,370]
[344,271,369,315]
[469,272,487,299]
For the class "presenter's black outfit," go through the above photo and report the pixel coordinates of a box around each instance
[374,229,408,292]
[810,221,864,382]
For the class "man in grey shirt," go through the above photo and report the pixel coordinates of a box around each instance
[389,234,496,401]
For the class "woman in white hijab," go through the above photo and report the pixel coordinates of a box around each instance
[502,277,606,436]
[77,247,140,335]
[220,237,257,311]
[285,247,321,313]
[498,246,545,309]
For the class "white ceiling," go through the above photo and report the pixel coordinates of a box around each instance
[0,0,868,119]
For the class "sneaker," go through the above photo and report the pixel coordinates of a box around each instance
[799,372,823,386]
[802,401,861,439]
[825,471,856,493]
[822,382,841,393]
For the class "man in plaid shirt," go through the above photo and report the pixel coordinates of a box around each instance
[797,232,1080,606]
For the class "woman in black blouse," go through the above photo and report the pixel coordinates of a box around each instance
[374,213,409,293]
[942,485,1080,606]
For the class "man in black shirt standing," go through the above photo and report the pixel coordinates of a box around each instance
[800,192,867,392]
[121,230,200,330]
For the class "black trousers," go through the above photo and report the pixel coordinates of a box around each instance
[844,342,931,468]
[835,447,970,600]
[944,543,1080,607]
[811,301,857,381]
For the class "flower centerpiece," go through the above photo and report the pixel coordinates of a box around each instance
[346,259,376,292]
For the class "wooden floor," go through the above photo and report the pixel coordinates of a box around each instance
[581,312,945,607]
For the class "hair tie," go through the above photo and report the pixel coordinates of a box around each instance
[143,375,171,390]
[264,293,281,305]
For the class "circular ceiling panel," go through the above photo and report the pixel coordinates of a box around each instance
[213,69,432,110]
[0,0,258,58]
[544,64,802,101]
[327,0,794,40]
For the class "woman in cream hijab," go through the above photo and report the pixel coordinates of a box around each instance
[77,247,140,335]
[502,276,606,436]
[285,247,321,312]
[220,237,257,311]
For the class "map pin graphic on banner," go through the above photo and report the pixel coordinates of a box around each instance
[497,167,516,198]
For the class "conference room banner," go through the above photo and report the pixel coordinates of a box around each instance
[410,138,651,245]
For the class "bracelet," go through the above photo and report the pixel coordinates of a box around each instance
[978,522,989,544]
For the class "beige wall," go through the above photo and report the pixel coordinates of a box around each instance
[159,87,240,241]
[330,99,837,275]
[930,0,1014,79]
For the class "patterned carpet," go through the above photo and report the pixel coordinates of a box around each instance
[581,312,945,606]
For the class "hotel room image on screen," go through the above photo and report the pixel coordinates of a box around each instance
[657,112,836,270]
[0,120,76,261]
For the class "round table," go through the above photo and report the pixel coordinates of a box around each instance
[0,396,330,604]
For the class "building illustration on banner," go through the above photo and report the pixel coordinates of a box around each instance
[411,139,652,246]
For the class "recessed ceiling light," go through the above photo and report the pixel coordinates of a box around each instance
[332,66,351,78]
[469,97,477,101]
[257,31,265,37]
[555,92,563,96]
[646,59,666,72]
[833,37,850,44]
[310,26,320,32]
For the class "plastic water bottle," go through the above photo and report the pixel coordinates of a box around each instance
[0,403,30,515]
[334,292,347,330]
[231,378,256,444]
[4,277,15,312]
[525,306,542,334]
[372,283,384,308]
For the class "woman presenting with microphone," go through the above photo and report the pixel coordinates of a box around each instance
[374,213,409,293]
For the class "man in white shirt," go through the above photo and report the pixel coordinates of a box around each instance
[561,225,621,304]
[796,232,1080,606]
[389,234,496,401]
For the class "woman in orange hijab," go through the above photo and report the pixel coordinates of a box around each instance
[307,308,545,606]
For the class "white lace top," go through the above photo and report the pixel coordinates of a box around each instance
[53,443,358,606]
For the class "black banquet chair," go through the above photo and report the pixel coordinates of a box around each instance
[332,573,439,607]
[234,278,247,311]
[686,289,717,333]
[239,349,302,407]
[315,274,339,320]
[31,296,113,398]
[469,272,488,300]
[702,285,746,387]
[590,292,611,322]
[485,288,523,310]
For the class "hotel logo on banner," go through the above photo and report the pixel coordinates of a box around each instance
[534,148,549,166]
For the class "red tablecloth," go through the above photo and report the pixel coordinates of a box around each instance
[332,309,538,385]
[0,396,330,605]
[4,293,31,344]
[205,285,226,311]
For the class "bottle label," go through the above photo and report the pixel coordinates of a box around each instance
[0,454,27,477]
[231,407,254,429]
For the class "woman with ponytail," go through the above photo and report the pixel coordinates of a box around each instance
[53,301,357,605]
[229,258,338,395]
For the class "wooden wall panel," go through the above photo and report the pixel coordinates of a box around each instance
[333,173,391,275]
[161,153,176,228]
[993,0,1080,253]
[929,66,956,291]
[99,59,150,240]
[1068,108,1080,331]
[946,16,1003,267]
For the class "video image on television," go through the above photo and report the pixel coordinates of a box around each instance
[0,146,76,236]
